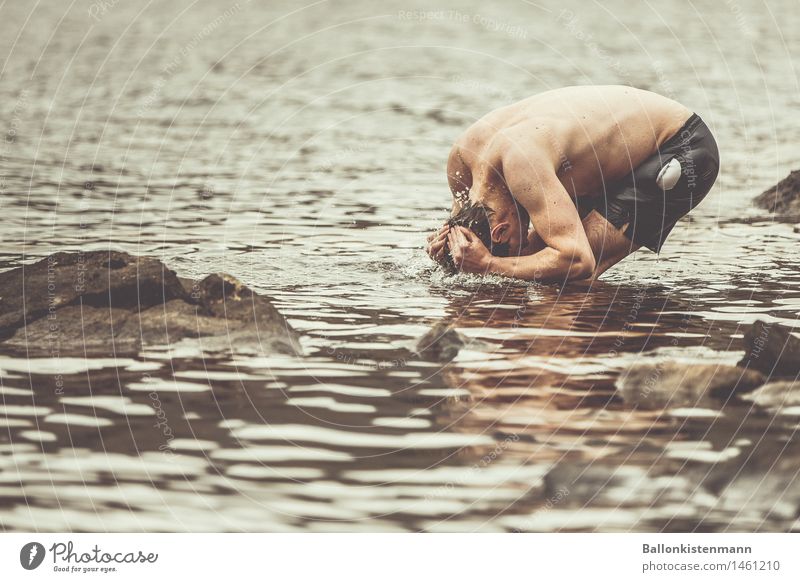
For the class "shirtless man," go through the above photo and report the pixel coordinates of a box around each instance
[425,85,719,283]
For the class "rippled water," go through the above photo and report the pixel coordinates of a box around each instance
[1,0,800,532]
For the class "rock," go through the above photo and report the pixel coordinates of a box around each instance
[0,251,301,356]
[543,462,608,506]
[742,381,800,410]
[191,273,302,354]
[753,170,800,215]
[616,361,765,409]
[543,462,704,509]
[700,442,800,526]
[0,250,188,335]
[415,321,468,362]
[2,305,138,354]
[739,319,800,376]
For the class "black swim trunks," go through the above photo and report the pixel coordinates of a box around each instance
[588,113,720,253]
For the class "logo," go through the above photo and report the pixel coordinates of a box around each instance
[20,542,46,570]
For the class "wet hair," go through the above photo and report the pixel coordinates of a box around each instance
[442,201,510,271]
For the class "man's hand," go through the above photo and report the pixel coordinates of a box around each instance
[447,226,491,274]
[426,224,450,264]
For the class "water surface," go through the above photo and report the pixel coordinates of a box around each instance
[1,0,799,532]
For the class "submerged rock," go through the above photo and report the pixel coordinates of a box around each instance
[739,319,800,376]
[742,381,800,410]
[0,251,301,356]
[700,441,800,526]
[753,170,800,216]
[415,321,468,362]
[616,361,765,409]
[543,461,706,509]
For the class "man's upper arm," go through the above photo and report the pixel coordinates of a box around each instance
[504,154,592,260]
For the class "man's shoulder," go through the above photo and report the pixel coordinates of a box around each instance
[452,115,554,172]
[490,122,553,166]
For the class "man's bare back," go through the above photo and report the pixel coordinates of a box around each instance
[449,85,692,203]
[428,85,719,284]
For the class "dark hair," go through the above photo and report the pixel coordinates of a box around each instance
[442,201,510,271]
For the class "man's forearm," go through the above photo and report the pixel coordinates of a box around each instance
[485,247,594,283]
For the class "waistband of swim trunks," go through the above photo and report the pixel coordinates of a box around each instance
[661,112,703,149]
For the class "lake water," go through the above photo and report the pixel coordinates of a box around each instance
[1,0,799,532]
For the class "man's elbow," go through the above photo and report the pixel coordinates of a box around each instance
[564,251,596,281]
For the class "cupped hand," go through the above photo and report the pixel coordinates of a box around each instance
[426,224,450,264]
[447,226,491,273]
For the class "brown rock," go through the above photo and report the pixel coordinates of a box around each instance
[738,319,800,376]
[616,361,765,409]
[2,305,137,354]
[0,252,301,356]
[753,170,800,215]
[415,321,467,362]
[0,250,188,335]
